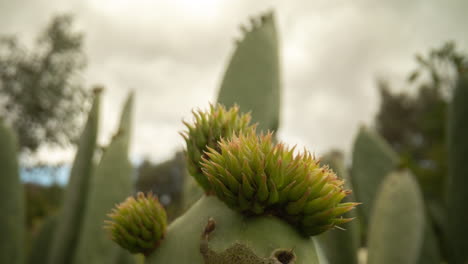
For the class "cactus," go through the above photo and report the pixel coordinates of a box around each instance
[145,196,322,264]
[350,126,399,226]
[217,11,281,133]
[201,132,356,236]
[367,171,424,264]
[107,100,360,263]
[28,214,58,264]
[105,192,167,256]
[73,92,135,264]
[49,89,101,264]
[0,118,24,264]
[317,151,359,264]
[181,104,255,193]
[417,220,441,264]
[447,70,468,263]
[183,11,282,210]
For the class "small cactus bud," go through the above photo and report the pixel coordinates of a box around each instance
[181,104,256,193]
[104,192,167,256]
[201,132,358,236]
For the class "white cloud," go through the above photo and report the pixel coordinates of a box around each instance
[2,0,468,164]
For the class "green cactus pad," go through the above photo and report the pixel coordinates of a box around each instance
[217,11,281,133]
[49,90,100,264]
[72,93,135,264]
[145,196,322,264]
[0,119,24,264]
[447,70,468,263]
[105,192,167,256]
[181,104,255,192]
[367,171,424,264]
[350,126,398,226]
[317,151,360,264]
[201,132,357,236]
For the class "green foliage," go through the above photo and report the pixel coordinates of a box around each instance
[447,70,468,263]
[350,126,399,226]
[24,182,63,230]
[0,14,89,152]
[0,119,24,264]
[145,196,321,264]
[217,11,281,133]
[72,93,135,264]
[27,214,57,264]
[49,90,100,264]
[375,42,467,201]
[367,171,424,264]
[317,151,359,264]
[135,152,186,221]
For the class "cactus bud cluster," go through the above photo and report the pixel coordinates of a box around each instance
[181,104,255,192]
[104,192,167,255]
[201,132,358,236]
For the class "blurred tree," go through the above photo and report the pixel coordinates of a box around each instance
[135,151,186,221]
[375,41,467,200]
[24,182,63,232]
[0,14,89,152]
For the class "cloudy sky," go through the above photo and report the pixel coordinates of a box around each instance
[1,0,467,164]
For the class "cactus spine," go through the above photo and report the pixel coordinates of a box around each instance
[0,119,24,264]
[49,89,101,264]
[367,171,424,264]
[447,70,468,263]
[73,93,135,264]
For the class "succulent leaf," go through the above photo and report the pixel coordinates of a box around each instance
[105,192,167,256]
[182,104,256,192]
[201,132,357,236]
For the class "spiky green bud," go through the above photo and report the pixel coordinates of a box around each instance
[201,132,358,236]
[181,104,256,192]
[104,192,167,256]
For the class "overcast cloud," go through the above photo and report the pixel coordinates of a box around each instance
[1,0,467,164]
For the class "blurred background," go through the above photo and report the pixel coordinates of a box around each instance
[1,0,467,263]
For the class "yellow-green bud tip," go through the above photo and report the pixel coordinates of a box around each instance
[104,192,167,256]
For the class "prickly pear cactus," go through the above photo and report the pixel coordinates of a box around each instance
[201,132,357,236]
[367,171,424,264]
[217,11,281,133]
[105,192,167,256]
[447,70,468,264]
[107,101,357,263]
[146,196,321,264]
[351,126,398,226]
[183,10,282,211]
[317,151,359,264]
[49,89,101,264]
[181,104,255,192]
[73,93,135,264]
